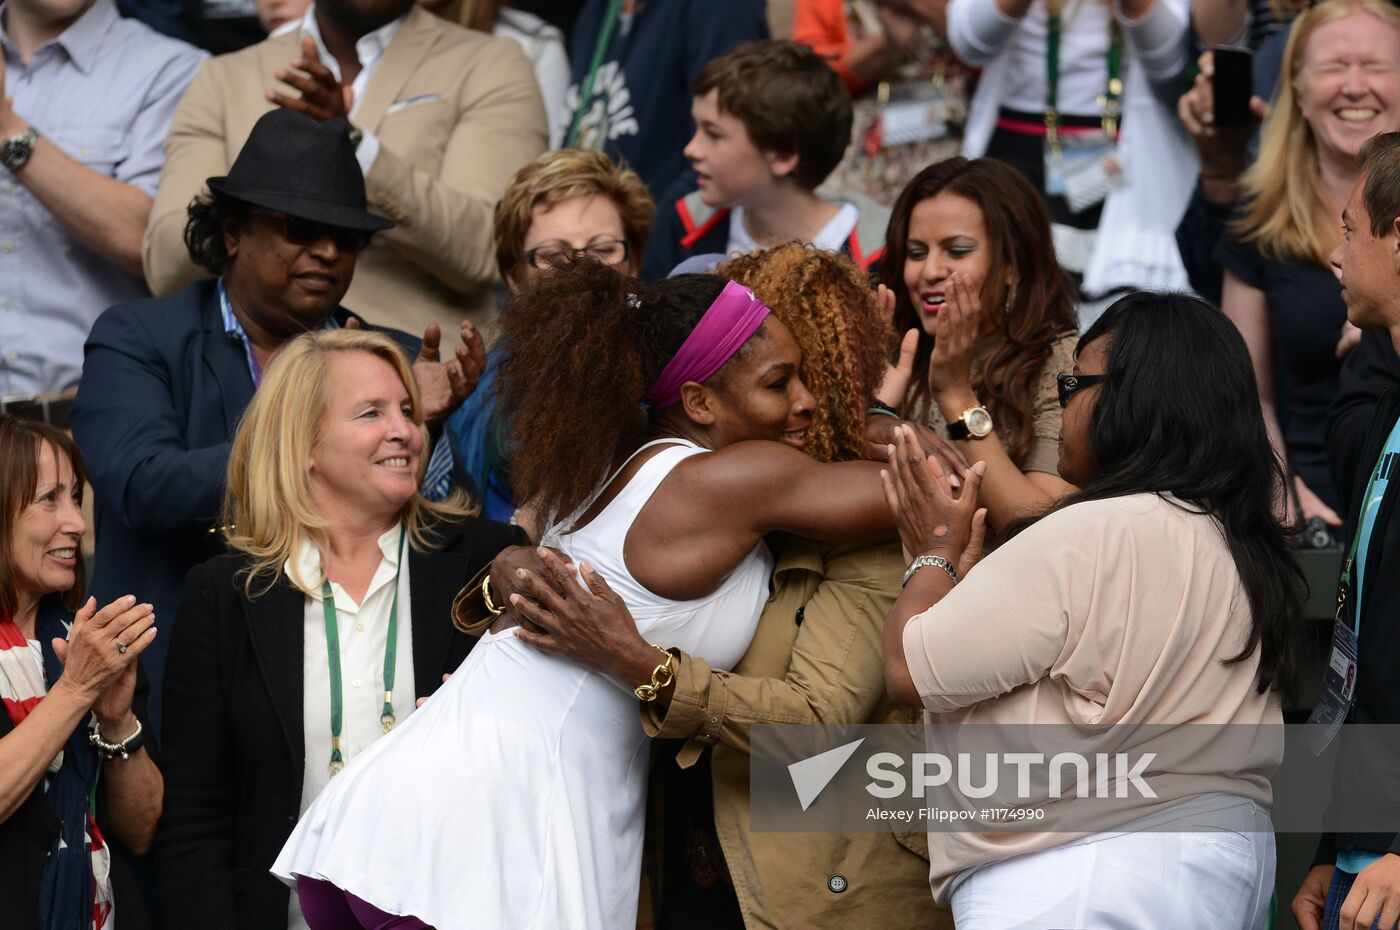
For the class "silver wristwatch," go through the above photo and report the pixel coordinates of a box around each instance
[902,554,959,588]
[1,126,39,173]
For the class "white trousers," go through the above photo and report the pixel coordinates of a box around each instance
[950,798,1275,930]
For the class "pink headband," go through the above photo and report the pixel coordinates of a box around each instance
[644,280,773,409]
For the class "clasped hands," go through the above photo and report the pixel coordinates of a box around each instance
[54,595,156,737]
[881,423,988,581]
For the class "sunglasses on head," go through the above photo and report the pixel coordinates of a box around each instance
[1055,372,1107,408]
[253,209,375,253]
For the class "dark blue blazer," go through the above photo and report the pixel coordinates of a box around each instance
[71,280,420,735]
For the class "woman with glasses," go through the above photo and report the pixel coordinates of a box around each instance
[875,157,1079,531]
[444,148,655,523]
[881,291,1304,928]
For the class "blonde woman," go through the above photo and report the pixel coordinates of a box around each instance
[1218,0,1400,529]
[155,330,523,930]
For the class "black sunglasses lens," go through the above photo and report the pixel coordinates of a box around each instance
[284,215,371,252]
[283,215,324,244]
[334,229,373,252]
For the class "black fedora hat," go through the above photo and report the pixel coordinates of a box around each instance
[206,109,393,232]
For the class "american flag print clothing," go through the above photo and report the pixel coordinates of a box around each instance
[0,614,114,930]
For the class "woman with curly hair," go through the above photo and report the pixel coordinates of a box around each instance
[877,156,1079,530]
[464,243,957,928]
[273,261,960,929]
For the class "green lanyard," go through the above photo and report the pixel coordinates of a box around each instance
[323,526,406,777]
[564,0,625,148]
[1045,10,1124,155]
[1336,452,1390,636]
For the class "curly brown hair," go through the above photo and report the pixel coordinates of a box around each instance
[717,245,891,463]
[498,264,743,521]
[877,158,1078,466]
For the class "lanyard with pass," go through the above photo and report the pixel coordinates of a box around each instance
[1044,10,1123,154]
[564,0,625,148]
[324,526,406,776]
[1044,8,1125,209]
[1304,453,1389,752]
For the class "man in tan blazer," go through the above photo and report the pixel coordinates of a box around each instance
[143,0,548,338]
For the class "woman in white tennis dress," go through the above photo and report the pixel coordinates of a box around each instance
[274,271,898,929]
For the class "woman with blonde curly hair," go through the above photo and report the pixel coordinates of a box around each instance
[157,329,523,930]
[462,244,957,929]
[1218,0,1400,530]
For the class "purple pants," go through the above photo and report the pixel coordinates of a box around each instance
[296,876,434,930]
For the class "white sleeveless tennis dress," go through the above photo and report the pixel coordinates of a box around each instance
[272,439,773,929]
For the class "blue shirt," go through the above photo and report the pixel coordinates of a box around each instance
[1354,416,1400,627]
[0,0,204,394]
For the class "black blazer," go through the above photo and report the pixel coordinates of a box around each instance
[72,280,422,738]
[155,517,523,930]
[1317,327,1400,863]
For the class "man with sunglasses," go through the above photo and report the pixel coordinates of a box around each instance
[71,109,484,737]
[141,0,548,342]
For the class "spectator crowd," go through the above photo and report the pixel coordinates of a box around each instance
[4,0,1400,928]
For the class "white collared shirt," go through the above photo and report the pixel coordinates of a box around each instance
[286,524,415,930]
[297,3,405,174]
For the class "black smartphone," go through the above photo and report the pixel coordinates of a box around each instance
[1212,46,1255,129]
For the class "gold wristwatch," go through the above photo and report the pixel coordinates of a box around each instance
[947,405,993,441]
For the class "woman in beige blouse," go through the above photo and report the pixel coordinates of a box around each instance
[880,292,1306,929]
[875,157,1080,531]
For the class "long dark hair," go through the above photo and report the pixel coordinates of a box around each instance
[497,264,736,521]
[877,158,1078,465]
[1028,292,1305,697]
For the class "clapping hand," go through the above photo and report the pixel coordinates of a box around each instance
[269,36,354,122]
[927,272,981,398]
[412,321,487,425]
[52,596,155,729]
[882,423,988,578]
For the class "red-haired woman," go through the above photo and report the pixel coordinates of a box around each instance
[876,156,1080,529]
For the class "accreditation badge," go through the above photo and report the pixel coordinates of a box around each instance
[1044,131,1124,212]
[1304,615,1359,754]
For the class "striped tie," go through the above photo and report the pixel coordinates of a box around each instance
[420,438,454,502]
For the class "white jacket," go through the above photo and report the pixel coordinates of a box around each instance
[949,0,1197,296]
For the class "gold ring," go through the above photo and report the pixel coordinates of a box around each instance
[116,640,128,655]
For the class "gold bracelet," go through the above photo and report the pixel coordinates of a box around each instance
[481,574,505,617]
[634,644,675,702]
